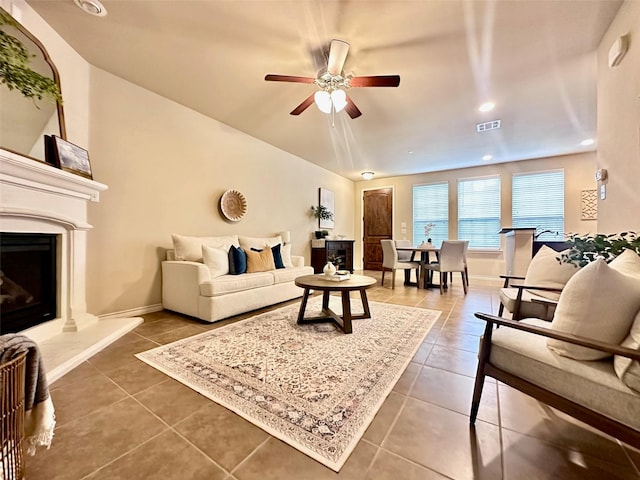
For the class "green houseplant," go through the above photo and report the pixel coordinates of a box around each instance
[0,11,62,103]
[558,231,639,267]
[310,205,334,222]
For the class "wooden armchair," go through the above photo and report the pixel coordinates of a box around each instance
[470,312,640,449]
[498,274,563,321]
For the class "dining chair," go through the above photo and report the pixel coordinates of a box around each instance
[381,239,420,289]
[424,240,468,294]
[449,240,470,286]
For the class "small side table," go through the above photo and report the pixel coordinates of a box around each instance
[294,274,376,334]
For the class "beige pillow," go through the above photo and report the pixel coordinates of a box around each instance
[614,309,640,393]
[281,244,293,268]
[246,248,276,273]
[202,244,230,278]
[524,245,579,300]
[609,248,640,278]
[239,235,283,251]
[547,258,640,360]
[172,234,239,262]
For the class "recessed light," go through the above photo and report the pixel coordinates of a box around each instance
[478,102,495,113]
[361,171,375,180]
[74,0,107,16]
[580,138,595,146]
[408,150,413,154]
[482,154,493,161]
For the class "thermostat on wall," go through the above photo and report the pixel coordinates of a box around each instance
[609,34,629,68]
[595,168,608,181]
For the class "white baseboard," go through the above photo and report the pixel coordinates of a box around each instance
[99,303,164,320]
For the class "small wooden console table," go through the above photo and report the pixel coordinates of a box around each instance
[294,274,376,334]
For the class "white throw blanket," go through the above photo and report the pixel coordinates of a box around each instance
[0,334,56,456]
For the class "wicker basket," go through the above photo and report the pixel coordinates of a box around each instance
[0,352,27,480]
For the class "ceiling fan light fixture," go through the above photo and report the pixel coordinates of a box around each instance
[331,89,347,112]
[361,171,375,180]
[314,91,332,114]
[73,0,107,16]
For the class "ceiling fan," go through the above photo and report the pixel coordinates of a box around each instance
[264,39,400,119]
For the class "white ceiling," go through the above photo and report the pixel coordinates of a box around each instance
[26,0,621,181]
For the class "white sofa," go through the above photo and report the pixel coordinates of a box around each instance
[161,232,314,322]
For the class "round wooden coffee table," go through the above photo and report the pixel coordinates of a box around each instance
[294,274,377,334]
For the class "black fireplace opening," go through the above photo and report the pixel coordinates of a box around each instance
[1,233,57,334]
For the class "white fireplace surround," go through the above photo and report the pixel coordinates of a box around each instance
[1,148,142,382]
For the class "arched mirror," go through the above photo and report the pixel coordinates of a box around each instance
[0,8,66,163]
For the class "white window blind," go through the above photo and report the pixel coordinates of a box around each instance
[412,182,449,247]
[512,170,564,241]
[458,176,501,249]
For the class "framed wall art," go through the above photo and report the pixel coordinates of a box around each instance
[319,188,335,229]
[47,135,93,179]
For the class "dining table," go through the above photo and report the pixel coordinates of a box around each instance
[396,245,442,289]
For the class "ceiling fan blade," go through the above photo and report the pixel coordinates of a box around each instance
[345,95,362,119]
[290,94,316,115]
[327,39,350,75]
[350,75,401,87]
[265,74,315,84]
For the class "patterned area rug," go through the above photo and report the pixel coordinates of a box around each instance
[136,298,440,471]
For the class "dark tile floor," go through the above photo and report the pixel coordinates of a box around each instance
[26,273,640,479]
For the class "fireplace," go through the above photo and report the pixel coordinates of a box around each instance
[1,233,57,334]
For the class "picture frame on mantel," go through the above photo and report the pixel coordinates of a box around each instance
[319,187,335,229]
[46,135,93,179]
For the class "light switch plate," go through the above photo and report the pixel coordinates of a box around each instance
[600,184,606,200]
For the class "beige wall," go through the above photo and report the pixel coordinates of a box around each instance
[353,153,597,276]
[85,68,354,315]
[597,0,640,232]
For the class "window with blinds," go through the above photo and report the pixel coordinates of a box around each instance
[412,182,449,247]
[458,176,501,249]
[512,170,564,241]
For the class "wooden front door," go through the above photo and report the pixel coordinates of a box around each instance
[363,188,393,270]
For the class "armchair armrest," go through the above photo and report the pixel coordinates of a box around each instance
[474,312,640,362]
[499,274,525,287]
[506,284,562,320]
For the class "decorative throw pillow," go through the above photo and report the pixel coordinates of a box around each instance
[246,247,276,273]
[614,309,640,393]
[524,245,579,300]
[547,258,640,360]
[202,245,229,278]
[281,244,293,268]
[228,245,247,275]
[609,248,640,278]
[271,244,285,269]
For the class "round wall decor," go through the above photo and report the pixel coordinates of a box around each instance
[220,189,247,222]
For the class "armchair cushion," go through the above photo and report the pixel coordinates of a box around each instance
[548,258,640,360]
[491,318,640,432]
[524,245,578,300]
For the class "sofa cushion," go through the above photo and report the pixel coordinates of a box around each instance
[202,245,229,278]
[491,318,640,431]
[614,309,640,393]
[172,234,239,262]
[271,265,313,284]
[239,235,283,251]
[246,247,276,273]
[524,245,579,300]
[200,272,274,296]
[547,258,640,360]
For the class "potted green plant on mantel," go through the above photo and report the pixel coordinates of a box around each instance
[0,11,62,104]
[310,205,334,239]
[558,231,639,267]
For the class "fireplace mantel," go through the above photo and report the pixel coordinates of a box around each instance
[1,148,142,382]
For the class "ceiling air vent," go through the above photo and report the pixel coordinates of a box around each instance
[476,120,501,132]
